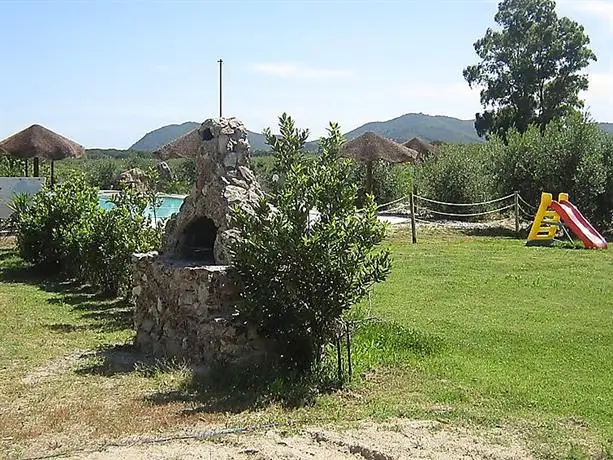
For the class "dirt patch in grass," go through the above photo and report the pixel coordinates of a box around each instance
[20,350,88,385]
[23,419,533,460]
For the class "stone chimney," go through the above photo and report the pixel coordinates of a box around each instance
[161,117,263,265]
[131,118,269,365]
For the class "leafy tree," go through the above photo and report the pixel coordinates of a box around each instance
[413,143,497,219]
[230,114,391,374]
[463,0,596,139]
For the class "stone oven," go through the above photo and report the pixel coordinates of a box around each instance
[131,117,268,365]
[180,217,216,261]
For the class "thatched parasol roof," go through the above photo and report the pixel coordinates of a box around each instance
[403,137,437,161]
[0,124,85,161]
[154,129,201,160]
[340,132,419,164]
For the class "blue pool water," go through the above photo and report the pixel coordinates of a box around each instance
[98,192,186,220]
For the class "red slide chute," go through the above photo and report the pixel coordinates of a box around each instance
[549,200,608,249]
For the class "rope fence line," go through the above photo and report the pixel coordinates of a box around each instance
[413,193,515,207]
[376,194,412,210]
[518,205,536,220]
[414,203,515,218]
[518,195,537,211]
[263,189,541,243]
[377,191,541,243]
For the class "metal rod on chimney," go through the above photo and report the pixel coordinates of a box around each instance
[218,59,223,118]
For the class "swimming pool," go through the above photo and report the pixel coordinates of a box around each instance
[98,191,186,220]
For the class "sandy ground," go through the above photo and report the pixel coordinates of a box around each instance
[6,350,538,460]
[48,419,532,460]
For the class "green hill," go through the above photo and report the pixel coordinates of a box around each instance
[130,122,269,153]
[129,114,483,153]
[599,123,613,134]
[342,113,482,143]
[127,114,613,155]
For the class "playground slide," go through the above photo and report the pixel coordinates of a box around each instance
[549,200,608,249]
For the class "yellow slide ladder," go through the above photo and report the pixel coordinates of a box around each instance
[526,192,568,246]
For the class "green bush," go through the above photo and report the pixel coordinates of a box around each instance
[250,155,275,191]
[167,158,195,194]
[60,157,194,195]
[82,189,162,296]
[492,115,613,229]
[12,173,162,296]
[350,161,413,207]
[0,157,28,177]
[86,159,122,189]
[230,114,391,375]
[413,143,497,218]
[12,173,100,275]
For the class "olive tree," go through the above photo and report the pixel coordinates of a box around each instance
[230,114,391,374]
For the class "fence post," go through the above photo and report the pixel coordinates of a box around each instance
[410,191,417,244]
[514,191,520,237]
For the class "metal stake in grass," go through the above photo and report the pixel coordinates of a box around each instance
[346,321,352,380]
[336,336,343,383]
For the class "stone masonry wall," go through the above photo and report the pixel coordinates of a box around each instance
[132,253,268,365]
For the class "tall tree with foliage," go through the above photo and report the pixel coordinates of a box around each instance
[230,113,391,374]
[463,0,596,139]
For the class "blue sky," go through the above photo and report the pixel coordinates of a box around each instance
[1,0,612,149]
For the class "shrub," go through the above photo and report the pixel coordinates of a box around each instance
[250,155,276,191]
[86,159,121,189]
[168,158,196,193]
[230,114,391,374]
[12,173,100,275]
[0,157,28,177]
[491,114,613,229]
[413,143,497,218]
[12,173,163,296]
[82,188,162,296]
[350,161,413,207]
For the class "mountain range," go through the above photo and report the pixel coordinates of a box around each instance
[130,122,272,153]
[129,114,613,154]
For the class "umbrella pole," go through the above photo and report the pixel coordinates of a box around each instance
[24,159,28,177]
[33,158,40,177]
[366,161,373,196]
[50,161,55,187]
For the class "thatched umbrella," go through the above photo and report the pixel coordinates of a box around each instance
[0,124,85,184]
[154,129,201,160]
[403,137,437,162]
[340,132,419,194]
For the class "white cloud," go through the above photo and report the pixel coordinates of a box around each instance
[251,62,354,80]
[582,71,613,121]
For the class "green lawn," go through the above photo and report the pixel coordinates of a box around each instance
[361,231,613,443]
[1,231,612,458]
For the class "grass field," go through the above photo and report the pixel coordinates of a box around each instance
[360,229,613,454]
[1,230,612,459]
